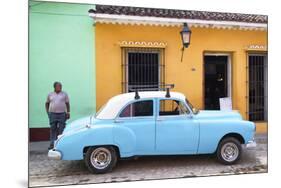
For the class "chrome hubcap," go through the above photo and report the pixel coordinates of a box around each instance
[221,142,239,162]
[90,148,112,169]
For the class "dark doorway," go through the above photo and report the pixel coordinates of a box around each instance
[127,51,159,92]
[204,55,229,110]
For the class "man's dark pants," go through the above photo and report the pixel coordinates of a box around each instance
[48,112,66,146]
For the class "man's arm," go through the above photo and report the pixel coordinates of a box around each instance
[65,93,70,119]
[45,94,50,114]
[66,102,70,113]
[66,102,70,119]
[45,102,50,114]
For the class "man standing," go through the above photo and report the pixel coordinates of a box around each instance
[45,82,70,150]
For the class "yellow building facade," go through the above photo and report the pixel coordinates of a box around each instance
[92,5,268,133]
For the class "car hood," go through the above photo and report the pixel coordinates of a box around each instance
[194,110,242,120]
[63,116,92,134]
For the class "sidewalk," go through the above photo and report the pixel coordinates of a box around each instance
[29,141,49,153]
[255,133,267,143]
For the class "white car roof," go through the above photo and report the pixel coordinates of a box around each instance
[96,91,186,120]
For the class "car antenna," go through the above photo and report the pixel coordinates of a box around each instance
[135,89,140,100]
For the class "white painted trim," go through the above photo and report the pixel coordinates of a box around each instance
[118,41,167,48]
[89,13,267,30]
[205,53,231,56]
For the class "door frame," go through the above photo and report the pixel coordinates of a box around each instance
[114,98,157,153]
[203,52,232,110]
[155,97,199,153]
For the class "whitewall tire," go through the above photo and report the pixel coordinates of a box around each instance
[85,146,118,174]
[216,137,242,165]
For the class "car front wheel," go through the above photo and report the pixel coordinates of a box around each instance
[85,146,117,174]
[216,137,242,165]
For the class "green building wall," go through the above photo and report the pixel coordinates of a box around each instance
[29,1,96,131]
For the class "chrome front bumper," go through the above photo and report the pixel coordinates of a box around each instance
[245,140,257,149]
[48,149,62,160]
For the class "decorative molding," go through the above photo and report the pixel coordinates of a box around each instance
[118,41,167,48]
[90,13,267,31]
[245,44,267,51]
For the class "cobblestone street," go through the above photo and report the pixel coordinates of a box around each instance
[29,134,267,187]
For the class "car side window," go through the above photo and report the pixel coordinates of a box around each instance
[119,100,153,117]
[159,99,190,116]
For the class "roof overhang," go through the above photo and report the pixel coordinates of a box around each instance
[89,13,267,31]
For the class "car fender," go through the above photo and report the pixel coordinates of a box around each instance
[112,125,137,157]
[197,119,255,154]
[56,125,116,160]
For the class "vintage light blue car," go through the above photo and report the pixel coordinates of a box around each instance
[48,88,256,174]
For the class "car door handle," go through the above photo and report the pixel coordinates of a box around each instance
[114,120,124,123]
[157,119,163,121]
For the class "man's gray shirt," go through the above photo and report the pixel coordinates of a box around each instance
[46,91,69,113]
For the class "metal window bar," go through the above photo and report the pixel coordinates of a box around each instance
[247,54,268,121]
[121,47,165,93]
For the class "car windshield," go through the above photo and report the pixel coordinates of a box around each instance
[185,98,199,114]
[95,103,107,118]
